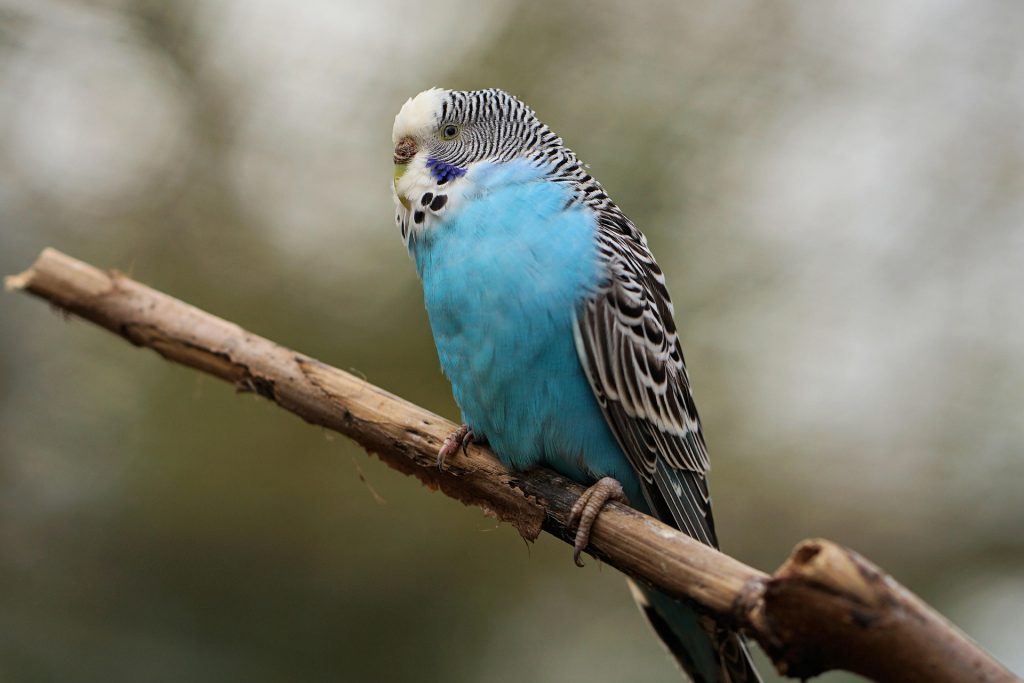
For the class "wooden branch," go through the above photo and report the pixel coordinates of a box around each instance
[6,248,1018,683]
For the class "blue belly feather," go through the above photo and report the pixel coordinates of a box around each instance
[410,160,644,505]
[408,159,726,681]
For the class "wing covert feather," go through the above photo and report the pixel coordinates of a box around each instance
[573,224,717,545]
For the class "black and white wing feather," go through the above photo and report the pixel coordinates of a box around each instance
[572,218,719,548]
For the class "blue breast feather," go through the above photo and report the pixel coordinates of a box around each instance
[410,159,726,681]
[410,160,644,506]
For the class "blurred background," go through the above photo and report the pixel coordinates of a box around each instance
[1,1,1022,681]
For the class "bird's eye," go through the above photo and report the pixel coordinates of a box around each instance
[441,124,460,140]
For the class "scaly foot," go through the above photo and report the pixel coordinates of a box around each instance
[437,424,478,469]
[567,477,626,567]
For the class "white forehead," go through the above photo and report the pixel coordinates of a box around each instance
[392,88,449,144]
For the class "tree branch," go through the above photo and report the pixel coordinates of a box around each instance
[6,248,1018,683]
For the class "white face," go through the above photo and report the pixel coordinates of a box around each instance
[391,88,461,243]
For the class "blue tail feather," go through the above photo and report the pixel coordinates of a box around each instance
[630,581,763,683]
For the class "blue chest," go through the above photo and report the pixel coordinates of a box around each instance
[409,161,640,500]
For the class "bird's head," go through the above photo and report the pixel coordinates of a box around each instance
[391,88,563,205]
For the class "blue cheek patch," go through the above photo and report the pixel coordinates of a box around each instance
[426,157,467,184]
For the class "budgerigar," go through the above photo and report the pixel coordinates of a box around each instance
[391,88,762,683]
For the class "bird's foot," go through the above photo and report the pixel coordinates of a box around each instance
[437,424,478,469]
[568,477,626,567]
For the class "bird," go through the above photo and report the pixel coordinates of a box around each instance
[391,87,761,683]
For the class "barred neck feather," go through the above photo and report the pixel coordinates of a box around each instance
[444,90,645,241]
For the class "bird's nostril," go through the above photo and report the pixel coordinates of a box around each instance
[394,137,417,164]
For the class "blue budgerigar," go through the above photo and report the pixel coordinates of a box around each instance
[392,88,762,683]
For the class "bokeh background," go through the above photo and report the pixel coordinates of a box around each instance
[2,1,1022,681]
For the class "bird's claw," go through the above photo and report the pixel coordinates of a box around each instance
[567,477,626,567]
[437,424,476,469]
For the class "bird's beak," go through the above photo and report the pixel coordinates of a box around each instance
[393,165,410,208]
[393,136,417,208]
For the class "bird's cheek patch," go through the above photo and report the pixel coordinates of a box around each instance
[425,157,467,185]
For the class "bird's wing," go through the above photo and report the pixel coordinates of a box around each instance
[573,222,718,547]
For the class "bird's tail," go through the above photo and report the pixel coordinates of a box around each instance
[629,580,763,683]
